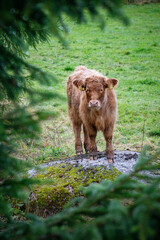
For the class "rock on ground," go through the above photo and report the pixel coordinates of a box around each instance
[28,151,140,177]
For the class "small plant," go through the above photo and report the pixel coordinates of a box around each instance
[51,147,63,157]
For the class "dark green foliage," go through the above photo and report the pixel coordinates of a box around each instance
[1,147,160,239]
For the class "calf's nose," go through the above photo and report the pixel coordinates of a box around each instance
[89,100,99,107]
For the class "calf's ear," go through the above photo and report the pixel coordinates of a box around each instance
[73,79,86,91]
[105,78,118,89]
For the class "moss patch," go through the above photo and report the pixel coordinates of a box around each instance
[28,164,120,217]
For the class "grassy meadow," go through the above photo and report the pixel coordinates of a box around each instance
[20,3,160,164]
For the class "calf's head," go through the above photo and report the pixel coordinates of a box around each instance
[73,76,118,110]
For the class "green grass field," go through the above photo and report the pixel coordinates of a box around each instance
[20,3,160,164]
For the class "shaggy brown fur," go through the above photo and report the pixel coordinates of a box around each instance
[66,66,118,162]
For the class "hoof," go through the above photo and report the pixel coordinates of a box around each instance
[108,159,114,164]
[76,151,83,155]
[89,154,97,160]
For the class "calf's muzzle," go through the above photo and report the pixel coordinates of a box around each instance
[88,100,101,108]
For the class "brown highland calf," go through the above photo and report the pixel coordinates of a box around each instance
[66,66,118,163]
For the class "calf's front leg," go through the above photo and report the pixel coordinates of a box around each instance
[83,124,90,154]
[104,127,114,164]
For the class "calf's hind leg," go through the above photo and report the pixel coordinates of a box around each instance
[72,121,83,155]
[87,126,97,160]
